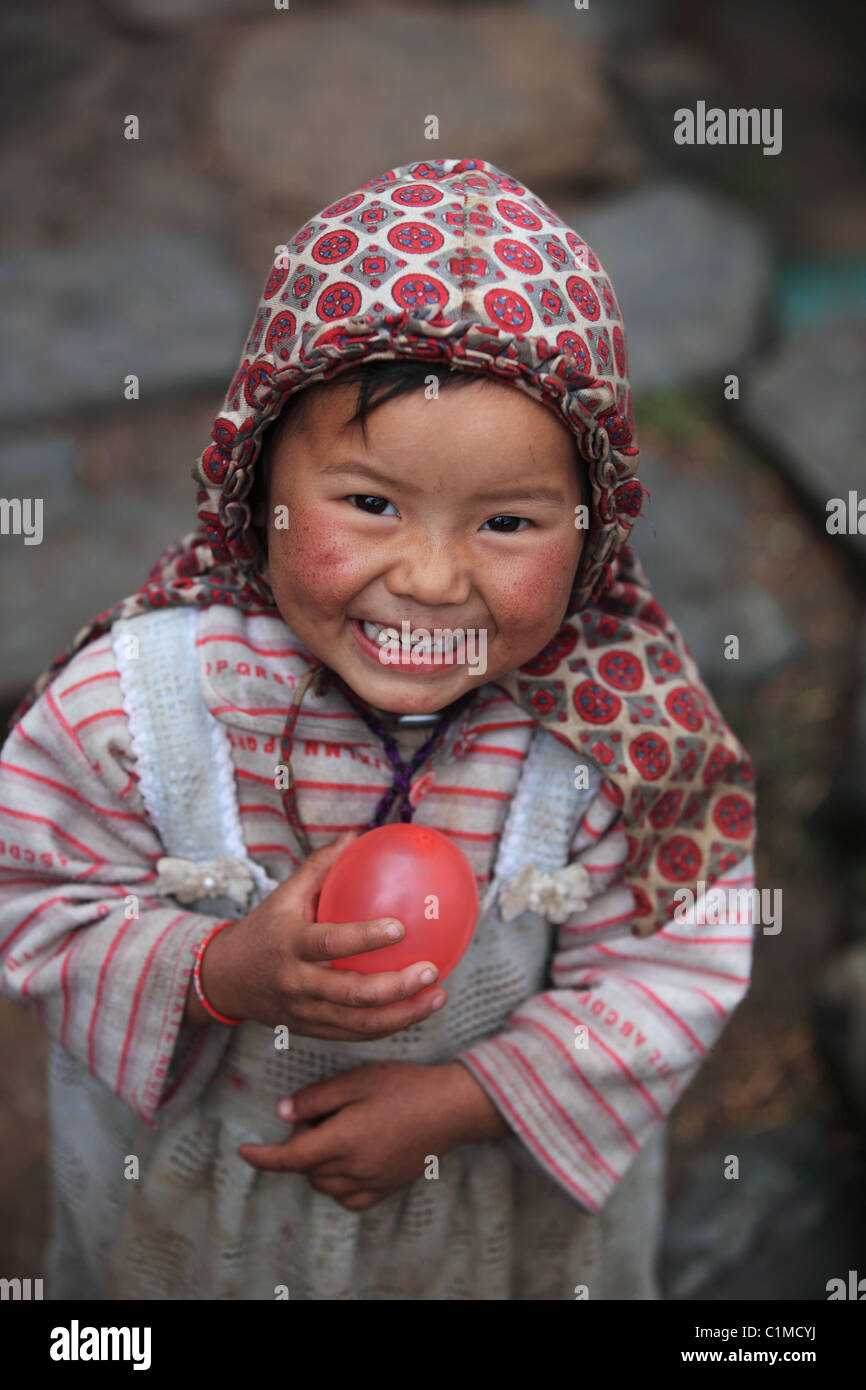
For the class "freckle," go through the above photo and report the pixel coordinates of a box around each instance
[312,542,354,571]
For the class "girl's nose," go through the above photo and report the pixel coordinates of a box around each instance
[385,536,472,608]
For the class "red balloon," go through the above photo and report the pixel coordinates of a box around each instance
[317,824,478,983]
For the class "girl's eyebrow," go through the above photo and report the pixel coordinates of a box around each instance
[319,461,406,489]
[320,461,565,507]
[472,485,565,507]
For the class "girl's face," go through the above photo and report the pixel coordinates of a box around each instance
[259,376,585,715]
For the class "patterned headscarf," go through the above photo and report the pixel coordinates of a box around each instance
[10,157,755,936]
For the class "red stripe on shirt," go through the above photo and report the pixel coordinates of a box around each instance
[59,933,81,1046]
[589,942,749,984]
[61,671,121,697]
[0,761,144,823]
[292,781,383,794]
[71,644,113,663]
[693,986,728,1019]
[115,912,189,1099]
[560,907,635,934]
[46,685,90,763]
[246,843,302,862]
[437,827,499,842]
[514,1006,645,1143]
[210,705,293,719]
[73,709,128,732]
[20,928,77,1002]
[461,1050,601,1212]
[427,785,510,800]
[195,633,314,660]
[88,916,134,1072]
[591,970,709,1053]
[141,920,198,1108]
[655,931,750,945]
[501,1038,619,1182]
[0,894,70,956]
[160,1025,209,1108]
[235,768,280,787]
[541,992,665,1120]
[0,801,104,861]
[237,803,286,818]
[470,744,527,760]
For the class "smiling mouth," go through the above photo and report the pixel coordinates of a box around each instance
[350,618,477,669]
[361,619,461,659]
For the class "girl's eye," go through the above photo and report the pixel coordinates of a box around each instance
[482,514,530,533]
[348,494,398,517]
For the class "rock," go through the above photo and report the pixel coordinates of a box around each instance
[609,41,729,174]
[0,490,198,704]
[632,443,800,685]
[0,437,83,535]
[214,6,641,205]
[669,0,865,258]
[102,0,264,34]
[813,942,866,1126]
[527,0,674,41]
[739,320,866,564]
[662,1118,865,1299]
[0,9,98,143]
[0,8,226,249]
[563,181,771,391]
[775,262,866,333]
[0,233,250,424]
[0,397,220,701]
[802,622,866,887]
[843,625,866,806]
[612,40,722,108]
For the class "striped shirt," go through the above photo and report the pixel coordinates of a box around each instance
[0,602,755,1228]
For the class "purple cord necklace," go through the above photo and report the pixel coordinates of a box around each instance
[335,679,474,829]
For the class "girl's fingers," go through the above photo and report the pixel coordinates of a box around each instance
[303,1156,348,1179]
[307,1172,356,1194]
[308,1178,383,1212]
[338,1191,380,1211]
[296,987,447,1041]
[298,916,405,963]
[287,833,359,916]
[307,1174,381,1210]
[276,1070,362,1124]
[309,959,439,1008]
[238,1124,339,1173]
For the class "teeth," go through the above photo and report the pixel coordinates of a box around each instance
[359,621,458,658]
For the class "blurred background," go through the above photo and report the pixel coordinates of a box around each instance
[1,0,864,1299]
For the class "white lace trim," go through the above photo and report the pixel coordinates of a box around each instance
[113,614,169,851]
[204,678,279,901]
[113,607,279,908]
[480,729,602,921]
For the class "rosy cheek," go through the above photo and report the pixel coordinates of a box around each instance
[494,544,575,630]
[276,510,363,595]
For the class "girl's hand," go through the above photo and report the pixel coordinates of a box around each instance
[237,1060,511,1210]
[187,832,447,1040]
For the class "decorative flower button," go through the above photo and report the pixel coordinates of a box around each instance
[409,771,435,807]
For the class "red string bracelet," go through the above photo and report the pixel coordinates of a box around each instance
[193,921,242,1025]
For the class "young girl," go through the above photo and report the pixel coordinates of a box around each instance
[0,157,757,1300]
